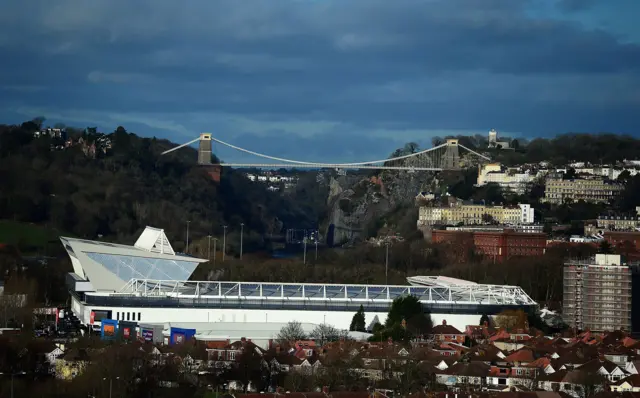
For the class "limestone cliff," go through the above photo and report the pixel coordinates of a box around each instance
[324,170,437,245]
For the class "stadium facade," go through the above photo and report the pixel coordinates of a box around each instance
[62,227,538,333]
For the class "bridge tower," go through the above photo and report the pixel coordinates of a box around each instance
[441,139,460,169]
[198,133,212,165]
[197,133,221,182]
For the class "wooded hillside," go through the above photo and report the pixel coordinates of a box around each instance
[0,120,316,253]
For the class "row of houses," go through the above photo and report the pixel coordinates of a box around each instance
[9,318,640,397]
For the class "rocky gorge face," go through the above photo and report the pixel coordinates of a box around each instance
[323,170,437,245]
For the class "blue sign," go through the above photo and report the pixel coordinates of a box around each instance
[101,319,118,340]
[142,329,154,342]
[169,327,196,345]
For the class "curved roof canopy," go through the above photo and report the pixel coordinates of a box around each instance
[61,226,207,292]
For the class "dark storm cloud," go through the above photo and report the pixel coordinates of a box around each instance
[1,0,639,162]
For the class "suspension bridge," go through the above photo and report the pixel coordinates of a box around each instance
[161,133,491,171]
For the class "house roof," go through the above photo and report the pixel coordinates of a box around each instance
[537,369,588,384]
[601,330,628,346]
[465,344,504,362]
[432,321,463,335]
[578,358,624,374]
[504,348,536,363]
[441,361,490,377]
[613,374,640,387]
[268,353,303,366]
[525,357,552,369]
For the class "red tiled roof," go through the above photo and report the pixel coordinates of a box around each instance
[490,329,512,341]
[525,357,552,369]
[504,348,536,363]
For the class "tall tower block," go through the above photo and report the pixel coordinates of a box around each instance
[198,133,212,165]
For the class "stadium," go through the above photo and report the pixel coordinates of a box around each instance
[61,226,538,339]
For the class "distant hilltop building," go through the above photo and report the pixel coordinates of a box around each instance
[487,129,511,149]
[477,163,539,194]
[34,127,67,140]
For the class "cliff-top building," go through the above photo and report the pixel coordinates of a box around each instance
[543,177,623,205]
[488,129,511,150]
[417,203,534,228]
[477,163,537,194]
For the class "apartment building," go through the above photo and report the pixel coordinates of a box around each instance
[477,163,537,194]
[417,203,534,227]
[563,254,632,332]
[543,177,624,204]
[598,208,640,231]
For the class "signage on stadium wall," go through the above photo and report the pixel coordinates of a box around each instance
[117,321,138,341]
[169,327,196,345]
[100,319,118,340]
[142,329,154,342]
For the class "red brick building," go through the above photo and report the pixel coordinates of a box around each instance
[604,231,640,260]
[432,229,546,262]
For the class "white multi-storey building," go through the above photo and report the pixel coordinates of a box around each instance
[477,163,537,194]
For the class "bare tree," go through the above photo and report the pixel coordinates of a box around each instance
[309,323,348,346]
[277,321,307,344]
[573,370,607,398]
[284,370,309,392]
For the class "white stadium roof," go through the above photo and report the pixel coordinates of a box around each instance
[61,226,207,292]
[406,276,478,288]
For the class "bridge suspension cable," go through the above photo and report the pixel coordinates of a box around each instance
[161,134,491,169]
[166,135,451,166]
[161,137,201,155]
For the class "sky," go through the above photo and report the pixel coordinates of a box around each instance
[1,0,640,163]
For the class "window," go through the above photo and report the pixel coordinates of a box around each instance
[116,312,119,320]
[138,312,141,321]
[229,351,236,360]
[127,312,130,321]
